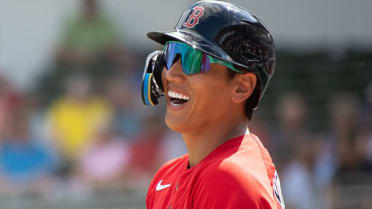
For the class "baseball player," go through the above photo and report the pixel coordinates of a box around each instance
[141,1,285,208]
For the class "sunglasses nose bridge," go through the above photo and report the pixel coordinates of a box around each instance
[174,54,182,65]
[166,58,185,79]
[165,52,182,70]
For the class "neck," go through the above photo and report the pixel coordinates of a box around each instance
[182,118,248,167]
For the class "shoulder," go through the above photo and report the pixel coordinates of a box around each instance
[194,163,276,209]
[202,157,270,197]
[215,134,277,184]
[193,135,280,209]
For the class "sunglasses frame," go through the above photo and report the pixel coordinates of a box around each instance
[163,41,244,75]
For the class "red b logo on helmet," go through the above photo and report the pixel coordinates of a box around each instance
[183,6,204,28]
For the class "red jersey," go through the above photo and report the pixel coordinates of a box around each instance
[146,132,285,209]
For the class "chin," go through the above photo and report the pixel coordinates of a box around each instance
[165,112,188,133]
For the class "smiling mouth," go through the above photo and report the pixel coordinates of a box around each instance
[168,90,190,105]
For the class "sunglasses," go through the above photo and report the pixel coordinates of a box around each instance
[163,41,244,75]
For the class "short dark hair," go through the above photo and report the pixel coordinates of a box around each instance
[226,69,261,121]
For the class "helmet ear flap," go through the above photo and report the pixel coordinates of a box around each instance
[141,51,166,106]
[153,52,165,91]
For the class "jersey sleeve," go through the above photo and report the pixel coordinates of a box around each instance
[193,161,278,209]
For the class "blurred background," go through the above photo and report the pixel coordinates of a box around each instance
[0,0,371,208]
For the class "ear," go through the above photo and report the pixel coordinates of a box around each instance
[231,73,257,104]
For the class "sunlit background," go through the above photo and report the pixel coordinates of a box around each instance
[0,0,371,208]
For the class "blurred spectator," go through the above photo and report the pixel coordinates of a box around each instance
[47,74,112,170]
[0,99,56,193]
[269,92,312,171]
[319,93,366,183]
[315,93,372,209]
[282,139,323,209]
[127,114,167,185]
[36,0,125,106]
[363,82,372,164]
[77,120,130,192]
[310,93,371,208]
[58,0,121,66]
[104,76,143,139]
[363,82,372,129]
[331,92,372,184]
[0,76,23,139]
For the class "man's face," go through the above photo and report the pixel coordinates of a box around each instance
[164,59,235,133]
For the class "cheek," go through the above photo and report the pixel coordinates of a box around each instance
[192,78,232,110]
[161,68,167,88]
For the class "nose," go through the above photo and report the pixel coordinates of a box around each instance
[165,59,186,84]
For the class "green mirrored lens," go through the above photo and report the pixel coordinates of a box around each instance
[165,41,203,75]
[182,47,203,75]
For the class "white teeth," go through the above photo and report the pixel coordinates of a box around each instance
[167,90,190,101]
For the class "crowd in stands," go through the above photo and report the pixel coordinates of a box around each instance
[0,1,371,209]
[0,0,184,197]
[265,90,372,209]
